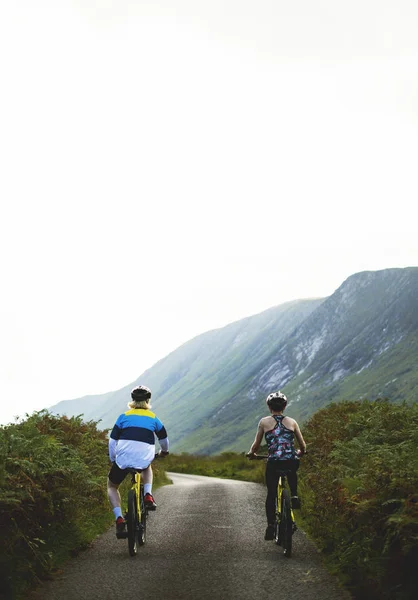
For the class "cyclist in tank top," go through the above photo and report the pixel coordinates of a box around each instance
[247,391,306,540]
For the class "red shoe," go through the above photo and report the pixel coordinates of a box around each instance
[115,516,126,535]
[144,493,157,510]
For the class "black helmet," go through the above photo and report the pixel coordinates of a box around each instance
[266,391,287,410]
[131,385,152,401]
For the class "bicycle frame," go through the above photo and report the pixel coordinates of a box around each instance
[130,470,142,521]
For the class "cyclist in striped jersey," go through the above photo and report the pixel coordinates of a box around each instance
[107,385,169,534]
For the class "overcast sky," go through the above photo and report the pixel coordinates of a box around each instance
[1,0,417,425]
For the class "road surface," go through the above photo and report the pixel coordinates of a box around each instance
[30,473,351,600]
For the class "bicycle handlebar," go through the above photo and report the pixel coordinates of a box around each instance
[246,450,307,460]
[246,454,269,460]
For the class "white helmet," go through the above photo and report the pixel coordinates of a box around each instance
[266,391,288,408]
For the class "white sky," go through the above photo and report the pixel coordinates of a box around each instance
[1,0,417,425]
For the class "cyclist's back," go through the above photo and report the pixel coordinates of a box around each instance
[109,407,167,470]
[107,385,169,535]
[247,391,306,540]
[265,414,299,461]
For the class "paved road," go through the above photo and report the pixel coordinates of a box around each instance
[31,473,351,600]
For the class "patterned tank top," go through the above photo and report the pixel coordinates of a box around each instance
[265,415,298,461]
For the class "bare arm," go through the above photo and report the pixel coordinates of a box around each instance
[294,421,307,454]
[248,420,265,455]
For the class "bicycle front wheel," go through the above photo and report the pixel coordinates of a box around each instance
[281,489,293,558]
[127,489,139,556]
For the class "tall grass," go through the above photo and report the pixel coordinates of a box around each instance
[163,451,265,483]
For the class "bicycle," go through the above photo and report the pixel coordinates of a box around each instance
[115,467,147,556]
[116,454,164,557]
[247,454,298,558]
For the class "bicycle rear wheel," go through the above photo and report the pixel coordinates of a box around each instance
[281,489,293,558]
[127,489,139,556]
[138,484,147,546]
[274,518,281,546]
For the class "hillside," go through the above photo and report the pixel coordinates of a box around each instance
[50,267,418,453]
[51,298,321,434]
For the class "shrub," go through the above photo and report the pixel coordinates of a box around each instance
[299,399,418,600]
[0,411,112,599]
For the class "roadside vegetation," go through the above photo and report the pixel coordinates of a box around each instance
[163,450,265,482]
[0,410,168,600]
[164,399,418,600]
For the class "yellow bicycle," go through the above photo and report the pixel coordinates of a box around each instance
[248,455,297,558]
[118,453,165,556]
[116,467,147,556]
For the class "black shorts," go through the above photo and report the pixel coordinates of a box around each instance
[108,463,145,485]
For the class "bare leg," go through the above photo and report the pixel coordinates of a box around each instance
[142,466,156,509]
[141,465,153,486]
[107,478,121,509]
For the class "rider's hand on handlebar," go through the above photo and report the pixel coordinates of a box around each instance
[246,451,256,460]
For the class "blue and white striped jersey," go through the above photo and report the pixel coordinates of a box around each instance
[109,408,168,469]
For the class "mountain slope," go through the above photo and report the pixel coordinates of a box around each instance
[205,267,418,452]
[50,298,322,432]
[50,267,418,453]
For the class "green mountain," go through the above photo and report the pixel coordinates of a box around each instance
[50,267,418,453]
